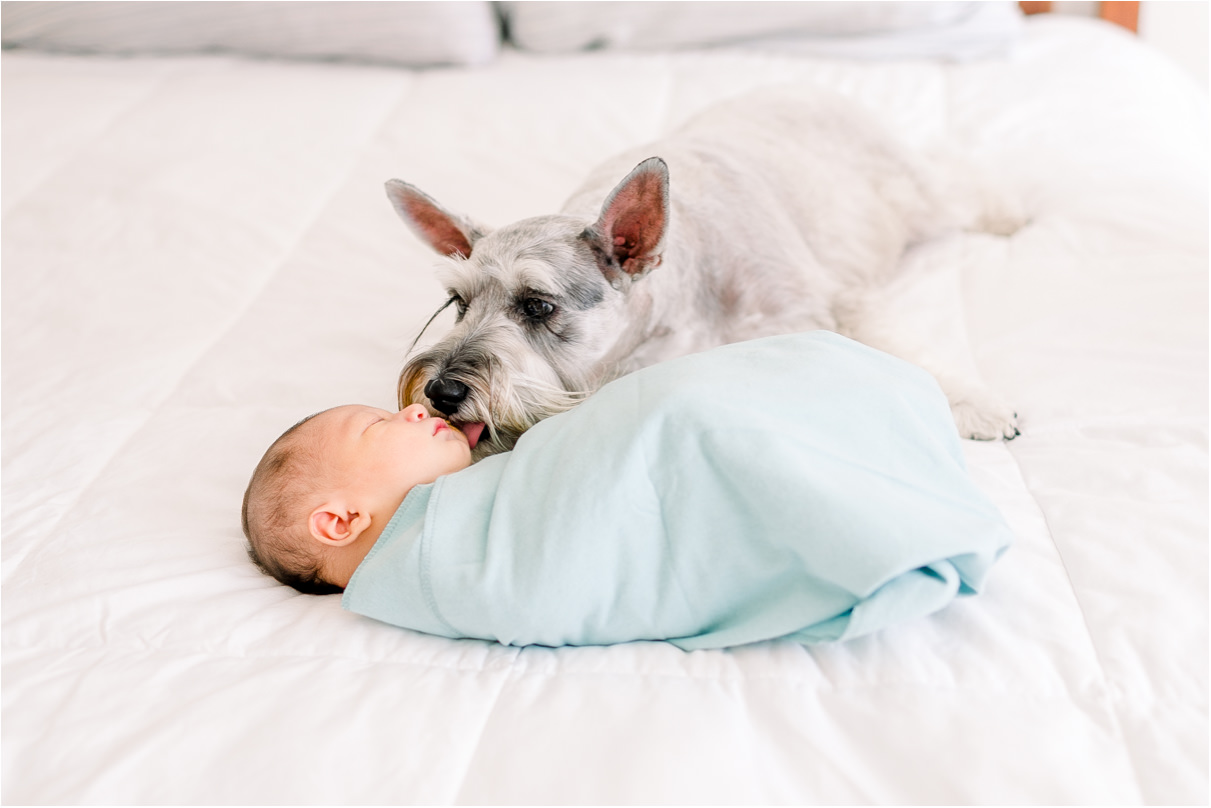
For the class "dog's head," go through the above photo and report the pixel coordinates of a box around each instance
[387,158,670,458]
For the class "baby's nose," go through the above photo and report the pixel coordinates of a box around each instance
[400,403,430,422]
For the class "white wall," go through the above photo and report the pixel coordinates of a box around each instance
[1053,0,1209,90]
[1138,1,1209,90]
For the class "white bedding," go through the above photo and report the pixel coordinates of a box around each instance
[2,15,1206,804]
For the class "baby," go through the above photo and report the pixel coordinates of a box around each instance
[242,402,476,596]
[243,332,1012,649]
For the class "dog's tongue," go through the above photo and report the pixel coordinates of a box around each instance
[458,422,486,450]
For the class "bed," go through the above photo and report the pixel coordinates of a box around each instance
[2,2,1206,803]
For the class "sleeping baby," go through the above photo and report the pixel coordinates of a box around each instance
[242,332,1011,649]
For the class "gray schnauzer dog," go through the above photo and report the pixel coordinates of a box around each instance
[387,88,1021,458]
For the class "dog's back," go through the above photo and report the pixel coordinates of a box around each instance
[561,88,951,348]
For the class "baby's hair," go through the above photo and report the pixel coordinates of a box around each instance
[242,412,344,596]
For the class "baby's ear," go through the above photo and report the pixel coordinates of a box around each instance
[308,503,369,547]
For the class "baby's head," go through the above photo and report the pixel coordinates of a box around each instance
[242,404,474,594]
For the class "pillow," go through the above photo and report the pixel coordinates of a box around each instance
[0,1,502,67]
[501,1,1024,61]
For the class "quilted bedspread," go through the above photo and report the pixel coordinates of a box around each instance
[3,15,1207,804]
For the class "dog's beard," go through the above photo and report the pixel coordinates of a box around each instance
[398,348,592,459]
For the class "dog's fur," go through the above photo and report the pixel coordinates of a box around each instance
[388,88,1021,458]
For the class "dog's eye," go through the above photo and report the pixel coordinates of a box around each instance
[521,298,554,321]
[450,294,468,320]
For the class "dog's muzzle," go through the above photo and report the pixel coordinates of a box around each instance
[424,377,469,416]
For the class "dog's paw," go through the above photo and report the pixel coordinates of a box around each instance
[950,395,1020,441]
[980,208,1030,238]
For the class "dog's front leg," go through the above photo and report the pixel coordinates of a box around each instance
[832,289,1020,441]
[919,367,1021,441]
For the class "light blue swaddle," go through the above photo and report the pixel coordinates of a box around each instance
[342,332,1011,649]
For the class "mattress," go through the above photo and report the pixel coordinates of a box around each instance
[3,14,1207,804]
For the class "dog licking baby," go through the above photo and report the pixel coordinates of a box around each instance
[243,88,1018,647]
[390,87,1021,459]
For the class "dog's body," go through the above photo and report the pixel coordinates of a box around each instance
[389,88,1020,458]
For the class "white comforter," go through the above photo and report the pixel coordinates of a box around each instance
[3,16,1206,804]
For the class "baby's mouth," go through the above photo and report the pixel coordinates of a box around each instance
[453,421,485,450]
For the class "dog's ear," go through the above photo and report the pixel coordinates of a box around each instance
[385,180,488,259]
[588,157,669,281]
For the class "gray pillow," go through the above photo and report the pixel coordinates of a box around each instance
[501,1,1023,61]
[1,1,502,67]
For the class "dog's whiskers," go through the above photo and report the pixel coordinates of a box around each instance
[405,293,467,359]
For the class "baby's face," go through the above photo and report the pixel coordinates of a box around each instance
[305,404,473,504]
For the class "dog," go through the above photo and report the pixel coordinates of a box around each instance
[387,88,1021,458]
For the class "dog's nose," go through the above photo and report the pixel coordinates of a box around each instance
[424,378,469,416]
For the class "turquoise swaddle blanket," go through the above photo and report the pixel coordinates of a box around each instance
[342,332,1011,648]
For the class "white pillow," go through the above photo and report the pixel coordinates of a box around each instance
[0,1,502,67]
[501,1,1024,61]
